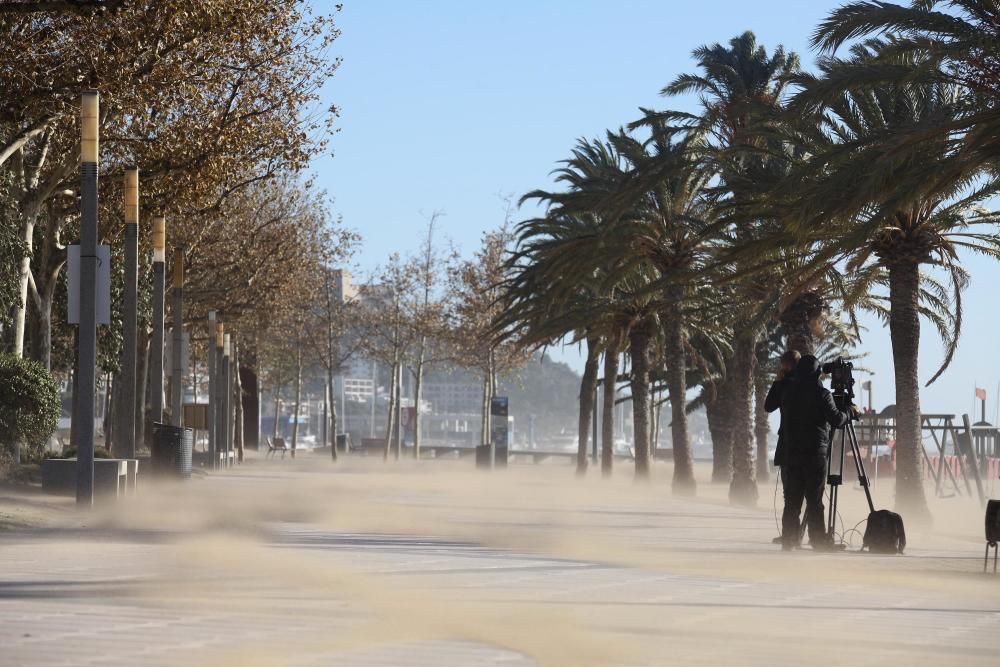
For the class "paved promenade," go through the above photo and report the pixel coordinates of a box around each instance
[1,459,997,666]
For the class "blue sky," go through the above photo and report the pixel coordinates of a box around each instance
[311,0,1000,423]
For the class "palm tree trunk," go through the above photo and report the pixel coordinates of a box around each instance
[780,291,824,355]
[754,368,770,482]
[728,331,759,505]
[665,289,694,494]
[707,380,733,483]
[601,340,619,476]
[577,337,599,475]
[888,261,930,522]
[629,323,652,478]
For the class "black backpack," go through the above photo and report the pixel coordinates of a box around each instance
[863,510,906,554]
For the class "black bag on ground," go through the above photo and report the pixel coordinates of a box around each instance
[863,509,906,554]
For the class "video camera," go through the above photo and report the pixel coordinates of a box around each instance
[821,357,855,400]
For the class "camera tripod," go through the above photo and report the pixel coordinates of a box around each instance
[826,392,876,547]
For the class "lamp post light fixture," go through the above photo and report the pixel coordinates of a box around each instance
[170,250,184,426]
[207,311,216,466]
[74,89,100,506]
[119,167,139,460]
[150,216,166,424]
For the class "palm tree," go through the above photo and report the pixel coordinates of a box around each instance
[813,1,1000,183]
[660,31,801,505]
[787,43,1000,520]
[500,211,606,474]
[504,136,633,475]
[513,137,665,477]
[601,122,717,494]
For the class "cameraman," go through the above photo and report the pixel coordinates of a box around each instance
[765,350,801,470]
[779,355,856,551]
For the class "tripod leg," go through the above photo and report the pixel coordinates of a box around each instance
[847,422,876,515]
[994,544,998,574]
[986,543,990,574]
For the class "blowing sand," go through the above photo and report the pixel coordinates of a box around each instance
[1,456,997,666]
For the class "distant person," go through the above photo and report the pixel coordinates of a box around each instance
[779,355,857,551]
[765,349,801,470]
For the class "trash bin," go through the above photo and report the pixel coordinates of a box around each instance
[336,433,350,453]
[151,422,194,478]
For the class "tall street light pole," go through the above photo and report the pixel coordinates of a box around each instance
[215,322,225,466]
[150,217,166,424]
[223,333,232,465]
[75,89,99,507]
[119,167,139,460]
[170,250,184,426]
[207,311,216,466]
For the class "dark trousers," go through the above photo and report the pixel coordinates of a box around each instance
[781,455,827,546]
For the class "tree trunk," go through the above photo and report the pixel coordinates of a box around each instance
[601,341,619,476]
[291,343,301,459]
[754,367,770,482]
[272,385,282,441]
[576,338,599,475]
[103,372,114,451]
[413,363,423,460]
[888,261,930,522]
[383,360,398,460]
[779,291,824,356]
[33,291,53,371]
[481,370,491,447]
[707,379,733,483]
[395,363,403,459]
[327,367,337,461]
[12,218,35,358]
[665,290,694,494]
[629,323,652,478]
[728,331,759,506]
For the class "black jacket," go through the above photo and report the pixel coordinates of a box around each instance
[779,356,850,464]
[765,376,792,466]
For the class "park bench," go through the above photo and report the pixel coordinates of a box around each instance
[266,436,289,459]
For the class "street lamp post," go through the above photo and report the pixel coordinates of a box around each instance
[150,216,166,424]
[170,250,184,426]
[75,89,100,506]
[215,322,224,467]
[223,333,232,464]
[207,311,216,466]
[119,167,139,460]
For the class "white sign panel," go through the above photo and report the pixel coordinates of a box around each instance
[67,244,111,326]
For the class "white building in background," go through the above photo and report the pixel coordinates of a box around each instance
[422,380,480,415]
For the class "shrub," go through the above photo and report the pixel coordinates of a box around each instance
[0,353,60,463]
